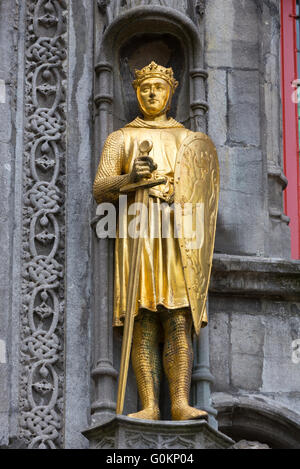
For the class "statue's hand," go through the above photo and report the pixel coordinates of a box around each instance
[130,156,158,182]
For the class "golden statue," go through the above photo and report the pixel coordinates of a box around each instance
[93,62,219,421]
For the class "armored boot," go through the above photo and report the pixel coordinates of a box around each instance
[128,311,162,420]
[162,309,208,421]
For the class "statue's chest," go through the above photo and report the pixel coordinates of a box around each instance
[123,129,181,174]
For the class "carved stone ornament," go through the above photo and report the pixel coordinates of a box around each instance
[231,440,270,450]
[196,0,206,16]
[83,416,234,449]
[97,0,110,14]
[19,0,67,449]
[97,0,205,22]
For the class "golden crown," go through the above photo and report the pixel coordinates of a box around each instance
[133,61,179,93]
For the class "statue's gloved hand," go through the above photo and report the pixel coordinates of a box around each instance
[130,156,157,182]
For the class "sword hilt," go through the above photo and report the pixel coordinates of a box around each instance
[138,140,157,176]
[120,140,166,194]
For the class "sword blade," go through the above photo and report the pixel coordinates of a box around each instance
[116,187,149,415]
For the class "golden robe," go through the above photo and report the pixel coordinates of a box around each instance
[93,117,207,327]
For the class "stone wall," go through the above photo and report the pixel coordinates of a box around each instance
[208,244,300,446]
[205,0,300,448]
[210,256,300,415]
[206,0,290,258]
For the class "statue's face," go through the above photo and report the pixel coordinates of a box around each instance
[137,77,172,117]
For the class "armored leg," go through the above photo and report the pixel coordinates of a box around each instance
[161,309,208,421]
[128,310,162,420]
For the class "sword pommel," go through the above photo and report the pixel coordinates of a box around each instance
[139,140,153,156]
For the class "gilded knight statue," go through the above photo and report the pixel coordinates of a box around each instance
[93,62,219,421]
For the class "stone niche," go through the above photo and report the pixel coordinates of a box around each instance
[119,34,186,124]
[94,2,208,149]
[90,0,218,440]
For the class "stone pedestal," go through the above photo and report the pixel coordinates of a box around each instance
[83,416,234,449]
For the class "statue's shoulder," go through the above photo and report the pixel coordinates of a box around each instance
[105,129,124,140]
[101,130,125,155]
[103,129,125,148]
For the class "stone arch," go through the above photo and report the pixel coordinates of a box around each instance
[94,6,208,151]
[214,396,300,449]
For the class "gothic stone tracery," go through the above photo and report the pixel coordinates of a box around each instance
[97,0,206,22]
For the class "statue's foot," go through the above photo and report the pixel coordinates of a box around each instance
[127,406,160,421]
[171,405,208,421]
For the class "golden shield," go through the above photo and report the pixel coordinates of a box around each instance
[174,132,220,334]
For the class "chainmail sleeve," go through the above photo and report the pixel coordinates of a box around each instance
[93,130,131,204]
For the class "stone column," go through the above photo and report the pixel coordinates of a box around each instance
[190,68,209,132]
[192,300,218,429]
[91,59,118,423]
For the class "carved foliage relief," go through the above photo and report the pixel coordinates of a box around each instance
[19,0,67,449]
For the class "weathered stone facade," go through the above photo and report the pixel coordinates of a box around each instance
[204,0,300,449]
[0,0,299,449]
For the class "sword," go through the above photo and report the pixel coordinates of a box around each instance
[116,140,166,415]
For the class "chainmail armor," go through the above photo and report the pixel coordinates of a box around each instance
[93,130,130,203]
